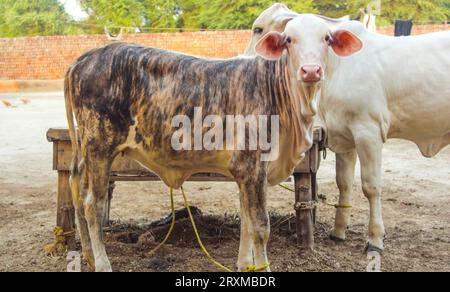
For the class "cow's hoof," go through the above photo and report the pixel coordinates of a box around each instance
[329,234,346,242]
[364,242,384,255]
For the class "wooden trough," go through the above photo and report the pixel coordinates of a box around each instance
[47,127,325,252]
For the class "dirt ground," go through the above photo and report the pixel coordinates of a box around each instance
[1,93,449,272]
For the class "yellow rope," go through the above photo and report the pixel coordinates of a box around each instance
[278,183,295,193]
[278,184,352,209]
[181,186,271,273]
[244,263,272,272]
[147,188,177,257]
[148,186,271,272]
[180,186,234,272]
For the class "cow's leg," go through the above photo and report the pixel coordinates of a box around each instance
[354,130,385,252]
[84,156,113,272]
[330,150,357,241]
[231,156,270,272]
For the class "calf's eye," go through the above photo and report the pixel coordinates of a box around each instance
[254,28,264,34]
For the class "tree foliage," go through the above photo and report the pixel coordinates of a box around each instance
[178,0,317,29]
[313,0,449,24]
[0,0,449,37]
[0,0,80,37]
[79,0,179,31]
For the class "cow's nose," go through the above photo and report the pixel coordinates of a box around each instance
[300,65,322,83]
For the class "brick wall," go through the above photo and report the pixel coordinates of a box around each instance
[0,30,252,80]
[0,24,447,81]
[376,24,449,36]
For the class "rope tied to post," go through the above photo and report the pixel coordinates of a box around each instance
[278,184,352,209]
[43,226,75,256]
[294,201,317,211]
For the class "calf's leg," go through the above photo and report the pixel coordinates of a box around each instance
[237,199,254,271]
[70,160,95,270]
[84,156,113,272]
[231,154,270,271]
[331,150,357,241]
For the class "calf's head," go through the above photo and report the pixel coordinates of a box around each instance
[255,15,363,105]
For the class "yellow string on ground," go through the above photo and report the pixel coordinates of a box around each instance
[278,184,352,209]
[149,186,272,272]
[244,263,272,272]
[278,183,295,193]
[180,186,234,273]
[180,186,271,273]
[147,188,177,257]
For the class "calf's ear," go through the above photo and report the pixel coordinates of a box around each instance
[255,32,287,61]
[329,30,363,57]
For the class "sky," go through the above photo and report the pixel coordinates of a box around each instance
[61,0,88,20]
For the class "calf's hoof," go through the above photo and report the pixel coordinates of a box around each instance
[95,259,113,272]
[237,259,254,273]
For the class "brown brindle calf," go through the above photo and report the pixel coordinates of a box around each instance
[65,32,318,271]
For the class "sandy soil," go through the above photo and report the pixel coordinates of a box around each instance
[0,93,449,272]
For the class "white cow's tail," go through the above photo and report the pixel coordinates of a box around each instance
[64,69,83,208]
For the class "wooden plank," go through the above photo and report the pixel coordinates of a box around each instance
[52,134,323,176]
[311,172,318,225]
[47,127,324,144]
[52,142,58,171]
[103,182,115,227]
[47,128,72,142]
[294,173,314,250]
[56,171,76,250]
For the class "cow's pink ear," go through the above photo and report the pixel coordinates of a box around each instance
[330,30,363,57]
[255,32,287,60]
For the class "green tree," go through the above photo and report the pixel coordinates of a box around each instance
[0,0,80,37]
[313,0,449,25]
[80,0,179,31]
[379,0,448,23]
[80,0,145,28]
[144,0,179,30]
[178,0,317,29]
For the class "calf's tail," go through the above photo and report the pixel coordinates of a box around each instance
[64,68,84,208]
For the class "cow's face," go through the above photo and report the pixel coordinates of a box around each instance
[255,15,363,102]
[243,3,298,56]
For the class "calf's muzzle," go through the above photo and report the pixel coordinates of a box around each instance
[299,65,322,83]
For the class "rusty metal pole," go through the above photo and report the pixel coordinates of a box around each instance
[294,173,314,250]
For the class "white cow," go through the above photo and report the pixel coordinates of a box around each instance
[255,14,450,253]
[322,20,450,252]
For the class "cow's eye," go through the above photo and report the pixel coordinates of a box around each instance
[325,34,333,45]
[286,37,292,44]
[254,27,263,34]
